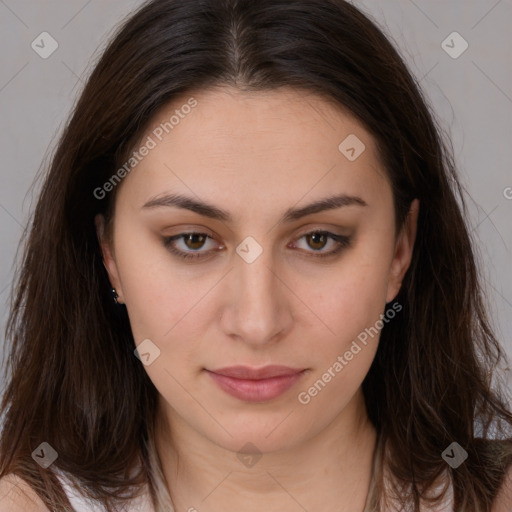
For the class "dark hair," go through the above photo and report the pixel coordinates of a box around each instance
[1,0,511,511]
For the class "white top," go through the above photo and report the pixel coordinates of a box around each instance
[55,471,156,512]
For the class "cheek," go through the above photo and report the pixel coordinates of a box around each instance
[309,250,393,351]
[113,227,212,344]
[294,256,391,414]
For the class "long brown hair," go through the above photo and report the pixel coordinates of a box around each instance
[1,0,511,511]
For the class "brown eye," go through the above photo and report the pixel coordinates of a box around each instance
[163,232,220,260]
[291,231,351,259]
[306,232,329,251]
[183,233,208,250]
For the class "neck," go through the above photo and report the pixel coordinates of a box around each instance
[155,389,378,512]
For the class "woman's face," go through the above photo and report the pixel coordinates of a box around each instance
[97,86,417,454]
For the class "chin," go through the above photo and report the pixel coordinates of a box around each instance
[202,411,311,455]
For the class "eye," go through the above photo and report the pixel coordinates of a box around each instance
[290,231,351,258]
[163,232,221,261]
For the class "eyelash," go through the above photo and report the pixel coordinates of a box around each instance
[163,231,351,261]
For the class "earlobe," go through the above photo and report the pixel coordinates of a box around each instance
[386,199,419,303]
[94,214,124,303]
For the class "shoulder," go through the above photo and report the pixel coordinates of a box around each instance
[492,464,512,512]
[0,474,50,512]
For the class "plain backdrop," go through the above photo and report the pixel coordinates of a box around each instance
[1,1,511,397]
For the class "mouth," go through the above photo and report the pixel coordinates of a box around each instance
[205,365,307,402]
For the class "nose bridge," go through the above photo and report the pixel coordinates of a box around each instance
[225,236,291,344]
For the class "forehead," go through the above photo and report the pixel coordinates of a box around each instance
[115,86,390,216]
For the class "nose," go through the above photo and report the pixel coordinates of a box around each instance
[219,242,294,347]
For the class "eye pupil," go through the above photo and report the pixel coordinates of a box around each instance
[185,233,206,250]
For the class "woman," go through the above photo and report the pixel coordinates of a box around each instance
[1,0,511,511]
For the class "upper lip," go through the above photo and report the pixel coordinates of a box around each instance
[208,365,305,380]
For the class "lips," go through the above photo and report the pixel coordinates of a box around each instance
[206,365,306,402]
[211,365,304,379]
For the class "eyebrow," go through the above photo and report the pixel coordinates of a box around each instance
[142,192,367,223]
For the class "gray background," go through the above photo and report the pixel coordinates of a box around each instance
[1,1,511,396]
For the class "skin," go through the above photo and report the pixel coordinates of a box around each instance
[96,86,419,512]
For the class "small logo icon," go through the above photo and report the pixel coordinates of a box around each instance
[441,32,468,59]
[134,338,161,366]
[442,441,468,468]
[237,442,263,468]
[236,236,263,264]
[31,32,59,59]
[338,134,366,161]
[31,442,58,468]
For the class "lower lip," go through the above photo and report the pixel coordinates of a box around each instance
[206,371,305,402]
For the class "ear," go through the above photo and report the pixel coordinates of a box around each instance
[95,214,125,304]
[386,199,419,303]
